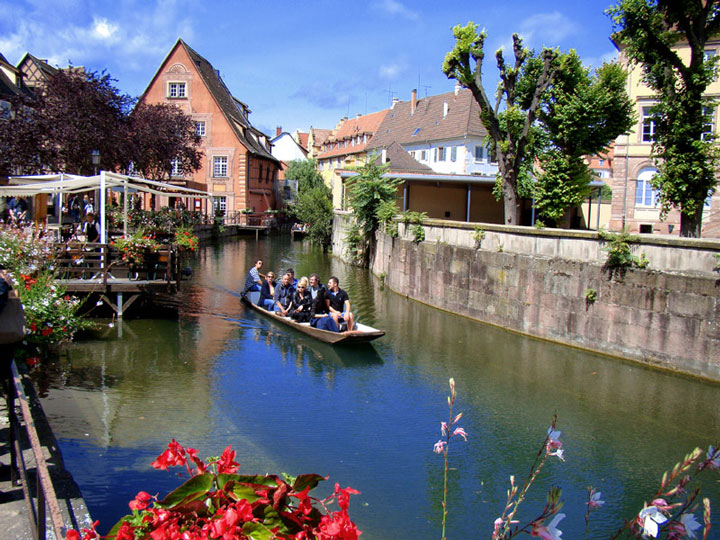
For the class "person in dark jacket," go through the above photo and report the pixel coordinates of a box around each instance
[290,277,312,322]
[273,272,296,316]
[258,271,276,311]
[326,276,355,331]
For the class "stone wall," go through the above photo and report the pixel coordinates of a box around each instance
[332,212,720,380]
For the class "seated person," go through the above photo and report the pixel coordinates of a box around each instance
[326,276,355,332]
[258,271,276,311]
[243,259,265,295]
[310,283,338,332]
[308,273,325,300]
[273,272,296,316]
[289,277,312,322]
[286,267,299,287]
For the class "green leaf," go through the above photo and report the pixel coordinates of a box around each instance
[230,483,262,503]
[216,473,241,490]
[157,473,213,508]
[293,474,326,493]
[235,474,279,487]
[242,521,275,540]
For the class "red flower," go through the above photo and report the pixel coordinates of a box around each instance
[30,322,37,332]
[151,439,187,471]
[41,327,53,336]
[26,357,40,367]
[216,445,240,474]
[129,491,152,511]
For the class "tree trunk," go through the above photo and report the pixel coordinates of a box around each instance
[679,211,702,238]
[501,172,521,225]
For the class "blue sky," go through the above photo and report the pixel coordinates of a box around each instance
[1,0,620,137]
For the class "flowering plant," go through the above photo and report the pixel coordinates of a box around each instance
[174,226,199,251]
[111,230,159,267]
[68,439,362,540]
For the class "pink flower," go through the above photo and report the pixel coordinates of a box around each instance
[531,513,565,540]
[638,505,668,538]
[433,440,447,454]
[547,447,565,461]
[441,422,448,436]
[452,427,468,441]
[588,489,604,508]
[493,517,519,535]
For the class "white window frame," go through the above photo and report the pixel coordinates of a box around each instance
[170,158,182,177]
[642,106,658,143]
[213,196,226,215]
[196,121,206,137]
[450,146,457,162]
[474,145,485,162]
[168,82,186,98]
[213,156,228,178]
[436,146,445,162]
[635,168,660,208]
[702,105,715,141]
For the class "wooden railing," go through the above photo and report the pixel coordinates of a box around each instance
[53,243,179,284]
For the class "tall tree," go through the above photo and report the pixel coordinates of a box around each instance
[124,102,203,181]
[36,68,134,175]
[443,23,559,225]
[0,94,48,176]
[527,53,635,224]
[608,0,720,237]
[284,159,333,250]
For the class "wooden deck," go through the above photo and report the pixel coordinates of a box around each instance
[53,243,181,317]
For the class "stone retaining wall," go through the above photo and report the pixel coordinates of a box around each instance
[332,212,720,380]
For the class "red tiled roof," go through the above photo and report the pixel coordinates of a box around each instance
[296,132,309,150]
[372,141,433,174]
[366,88,486,150]
[317,110,388,159]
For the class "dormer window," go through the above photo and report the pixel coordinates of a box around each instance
[168,82,186,98]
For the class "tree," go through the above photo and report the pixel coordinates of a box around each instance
[0,94,48,176]
[527,53,635,224]
[443,23,559,225]
[344,157,402,266]
[608,0,720,237]
[284,159,333,251]
[124,102,203,181]
[35,68,134,175]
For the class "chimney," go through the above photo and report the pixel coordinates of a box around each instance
[454,82,462,97]
[381,148,387,163]
[276,126,282,137]
[411,89,417,115]
[443,102,449,119]
[391,97,399,109]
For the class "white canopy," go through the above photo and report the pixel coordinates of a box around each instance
[1,171,212,242]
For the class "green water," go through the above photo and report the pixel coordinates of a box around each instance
[38,236,720,539]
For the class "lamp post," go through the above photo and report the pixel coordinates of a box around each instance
[90,149,101,176]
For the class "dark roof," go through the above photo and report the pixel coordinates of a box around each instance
[371,141,433,174]
[366,88,486,150]
[0,66,34,100]
[178,39,278,162]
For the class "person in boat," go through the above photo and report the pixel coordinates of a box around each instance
[308,273,325,300]
[326,276,355,332]
[286,267,299,287]
[289,277,312,322]
[243,259,265,295]
[273,272,296,316]
[310,281,338,332]
[258,271,276,311]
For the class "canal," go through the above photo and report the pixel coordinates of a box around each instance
[37,236,720,539]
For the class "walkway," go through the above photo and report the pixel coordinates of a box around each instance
[0,365,92,539]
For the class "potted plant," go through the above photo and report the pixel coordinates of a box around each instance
[111,229,160,270]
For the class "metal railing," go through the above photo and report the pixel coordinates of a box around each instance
[7,359,68,539]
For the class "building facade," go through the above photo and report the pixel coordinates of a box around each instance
[610,38,720,237]
[139,39,280,217]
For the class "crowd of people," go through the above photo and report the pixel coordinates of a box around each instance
[243,259,356,333]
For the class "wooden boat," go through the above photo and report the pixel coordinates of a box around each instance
[242,291,385,344]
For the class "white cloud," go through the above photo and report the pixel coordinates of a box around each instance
[91,17,119,40]
[517,11,579,47]
[379,62,403,80]
[372,0,418,20]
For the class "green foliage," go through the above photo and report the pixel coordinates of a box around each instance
[410,223,425,243]
[112,229,160,267]
[400,210,427,225]
[292,184,333,251]
[472,225,486,248]
[584,288,598,305]
[534,219,546,229]
[715,253,720,273]
[599,228,649,278]
[344,222,363,264]
[376,199,399,238]
[344,157,403,265]
[535,151,593,224]
[608,0,720,237]
[284,159,324,193]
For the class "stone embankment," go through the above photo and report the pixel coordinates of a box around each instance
[332,212,720,381]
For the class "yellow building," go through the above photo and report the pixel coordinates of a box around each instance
[611,36,720,237]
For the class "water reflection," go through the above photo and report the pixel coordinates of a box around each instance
[37,236,720,540]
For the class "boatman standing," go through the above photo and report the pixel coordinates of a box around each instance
[243,259,265,295]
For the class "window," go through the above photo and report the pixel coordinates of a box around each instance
[635,168,660,207]
[450,146,457,162]
[196,121,206,136]
[704,190,713,209]
[702,106,715,141]
[421,150,427,161]
[412,128,421,136]
[0,100,10,119]
[436,147,445,161]
[642,106,658,142]
[598,159,604,166]
[213,196,226,216]
[168,82,186,98]
[704,49,717,62]
[474,145,485,162]
[170,158,182,177]
[213,156,228,177]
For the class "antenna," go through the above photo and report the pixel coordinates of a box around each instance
[386,86,397,107]
[422,84,431,97]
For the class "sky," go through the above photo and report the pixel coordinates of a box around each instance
[1,0,621,137]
